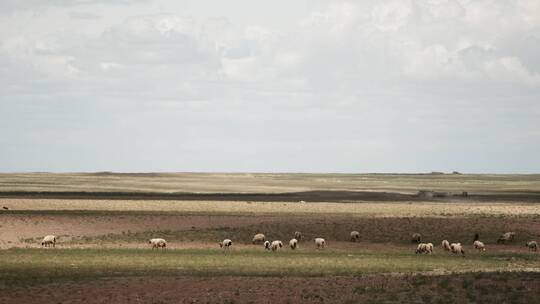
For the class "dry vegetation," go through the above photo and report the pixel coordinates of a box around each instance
[1,172,540,194]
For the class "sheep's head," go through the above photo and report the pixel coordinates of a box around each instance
[219,242,223,248]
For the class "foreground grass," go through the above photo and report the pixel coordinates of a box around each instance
[0,248,538,286]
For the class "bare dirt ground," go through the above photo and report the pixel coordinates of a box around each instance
[2,210,539,253]
[0,213,281,248]
[1,273,539,304]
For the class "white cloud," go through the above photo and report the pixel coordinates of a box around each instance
[485,57,540,86]
[0,0,539,172]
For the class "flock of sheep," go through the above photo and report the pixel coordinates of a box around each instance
[39,230,539,254]
[147,232,325,252]
[412,231,538,256]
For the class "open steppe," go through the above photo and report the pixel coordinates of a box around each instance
[0,173,539,303]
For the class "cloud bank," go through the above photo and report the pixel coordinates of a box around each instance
[1,0,539,172]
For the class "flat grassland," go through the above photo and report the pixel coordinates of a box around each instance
[2,172,540,194]
[0,173,539,303]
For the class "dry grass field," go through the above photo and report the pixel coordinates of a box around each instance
[2,172,540,194]
[0,173,539,303]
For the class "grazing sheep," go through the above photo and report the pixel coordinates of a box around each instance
[148,238,167,249]
[252,233,266,244]
[450,243,465,256]
[415,243,428,254]
[271,240,283,251]
[473,240,486,251]
[442,240,451,251]
[41,235,56,247]
[526,241,538,252]
[350,231,360,242]
[289,238,298,250]
[263,241,271,250]
[415,243,433,254]
[315,238,326,249]
[220,239,233,250]
[294,231,303,241]
[497,232,516,244]
[411,233,422,243]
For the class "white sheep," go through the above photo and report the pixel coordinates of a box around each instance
[415,243,428,254]
[415,243,432,254]
[148,238,167,249]
[441,240,451,251]
[315,238,326,249]
[473,240,486,251]
[294,231,303,241]
[526,241,538,251]
[450,243,465,256]
[41,235,56,247]
[271,240,283,251]
[289,238,298,250]
[252,233,266,244]
[350,231,360,242]
[220,239,233,250]
[497,232,516,244]
[263,241,271,250]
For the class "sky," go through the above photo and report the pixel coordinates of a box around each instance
[1,0,539,173]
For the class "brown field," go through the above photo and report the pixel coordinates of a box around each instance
[0,173,539,303]
[2,273,540,304]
